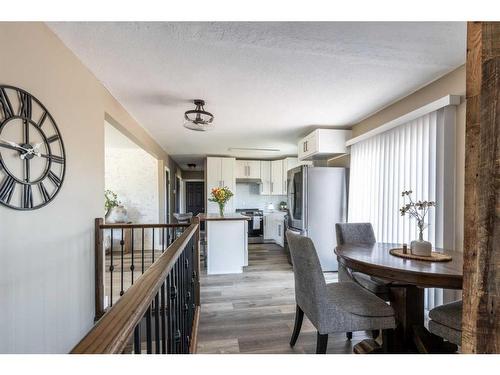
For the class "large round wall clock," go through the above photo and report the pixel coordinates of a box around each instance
[0,85,66,210]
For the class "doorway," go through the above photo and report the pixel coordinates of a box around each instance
[185,181,205,217]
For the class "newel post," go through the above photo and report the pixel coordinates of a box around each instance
[94,217,105,321]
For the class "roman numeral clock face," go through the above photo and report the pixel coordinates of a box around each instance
[0,85,66,210]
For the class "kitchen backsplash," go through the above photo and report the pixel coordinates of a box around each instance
[234,183,287,211]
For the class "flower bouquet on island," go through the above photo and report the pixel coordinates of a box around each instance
[209,186,234,217]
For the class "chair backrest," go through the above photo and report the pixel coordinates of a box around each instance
[286,230,328,324]
[335,223,376,245]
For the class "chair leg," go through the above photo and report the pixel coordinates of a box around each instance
[290,304,304,347]
[316,332,328,354]
[346,332,353,340]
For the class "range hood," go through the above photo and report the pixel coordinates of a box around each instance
[236,177,262,184]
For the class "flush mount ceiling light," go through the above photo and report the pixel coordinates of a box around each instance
[183,99,214,131]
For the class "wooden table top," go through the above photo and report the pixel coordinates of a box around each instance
[335,243,463,289]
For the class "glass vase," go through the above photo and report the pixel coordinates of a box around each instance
[218,202,225,217]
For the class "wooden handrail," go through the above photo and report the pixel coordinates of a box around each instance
[72,223,199,354]
[99,223,191,229]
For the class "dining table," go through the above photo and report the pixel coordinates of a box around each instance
[335,242,463,353]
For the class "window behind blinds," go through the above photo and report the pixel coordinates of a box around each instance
[348,107,457,309]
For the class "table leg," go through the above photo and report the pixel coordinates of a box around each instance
[389,285,424,352]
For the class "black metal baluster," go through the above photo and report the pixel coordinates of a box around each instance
[131,229,135,285]
[146,306,152,354]
[178,252,184,353]
[154,291,160,353]
[171,261,177,354]
[174,260,181,353]
[182,251,188,353]
[166,273,173,353]
[161,281,167,353]
[188,239,195,342]
[187,245,193,351]
[120,228,124,296]
[141,228,145,274]
[134,324,141,354]
[110,229,113,307]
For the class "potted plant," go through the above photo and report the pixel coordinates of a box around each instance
[400,190,436,256]
[208,186,234,217]
[104,189,128,223]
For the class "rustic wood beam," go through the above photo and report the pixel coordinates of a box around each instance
[463,21,500,354]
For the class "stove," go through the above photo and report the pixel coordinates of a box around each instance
[236,208,264,243]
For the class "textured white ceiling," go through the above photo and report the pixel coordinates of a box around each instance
[48,22,466,169]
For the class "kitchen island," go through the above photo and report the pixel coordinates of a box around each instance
[197,213,250,275]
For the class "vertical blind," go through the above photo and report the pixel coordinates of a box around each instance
[348,108,454,310]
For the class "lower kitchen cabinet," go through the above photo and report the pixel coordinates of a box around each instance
[263,212,286,247]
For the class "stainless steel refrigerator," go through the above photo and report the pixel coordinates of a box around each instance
[287,165,348,271]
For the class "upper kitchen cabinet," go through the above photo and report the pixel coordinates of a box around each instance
[298,129,352,161]
[270,160,283,195]
[206,156,236,213]
[260,160,271,195]
[235,160,261,179]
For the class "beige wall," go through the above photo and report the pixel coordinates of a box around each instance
[0,22,177,353]
[350,65,466,251]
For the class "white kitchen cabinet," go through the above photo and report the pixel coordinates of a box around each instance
[260,160,271,195]
[270,160,283,195]
[263,212,286,247]
[263,214,275,240]
[235,160,246,179]
[236,160,261,179]
[298,129,351,161]
[206,157,235,213]
[282,158,296,195]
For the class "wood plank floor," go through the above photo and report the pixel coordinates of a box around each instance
[197,242,369,354]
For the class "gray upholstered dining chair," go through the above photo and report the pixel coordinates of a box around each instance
[428,300,462,347]
[335,223,392,340]
[286,230,396,353]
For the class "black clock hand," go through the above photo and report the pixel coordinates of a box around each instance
[24,155,30,182]
[0,137,30,153]
[0,141,23,152]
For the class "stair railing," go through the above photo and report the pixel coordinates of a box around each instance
[72,218,200,354]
